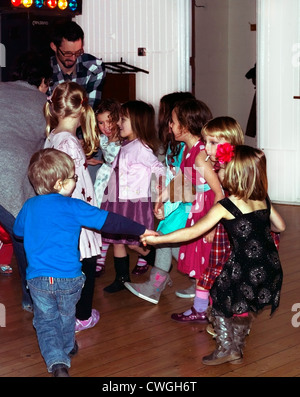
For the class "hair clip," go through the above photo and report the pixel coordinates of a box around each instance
[216,143,235,164]
[81,97,88,106]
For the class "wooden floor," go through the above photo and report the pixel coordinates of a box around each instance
[0,204,299,381]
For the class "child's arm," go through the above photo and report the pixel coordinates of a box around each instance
[196,150,224,203]
[100,211,157,237]
[270,204,286,233]
[13,207,26,239]
[195,150,224,242]
[153,201,165,220]
[142,202,226,246]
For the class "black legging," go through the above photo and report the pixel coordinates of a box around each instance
[75,256,97,320]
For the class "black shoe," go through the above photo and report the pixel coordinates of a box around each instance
[103,278,127,293]
[52,364,70,377]
[69,341,78,357]
[104,256,130,293]
[142,246,156,267]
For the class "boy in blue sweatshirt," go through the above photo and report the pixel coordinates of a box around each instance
[13,148,153,377]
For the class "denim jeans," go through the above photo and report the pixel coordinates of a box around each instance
[27,275,85,372]
[0,204,32,308]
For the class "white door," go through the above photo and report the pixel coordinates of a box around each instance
[257,0,300,204]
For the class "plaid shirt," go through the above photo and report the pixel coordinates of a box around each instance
[48,53,106,109]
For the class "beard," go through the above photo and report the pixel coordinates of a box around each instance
[60,58,77,70]
[56,51,77,71]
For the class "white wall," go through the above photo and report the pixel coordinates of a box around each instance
[75,0,191,111]
[194,0,256,145]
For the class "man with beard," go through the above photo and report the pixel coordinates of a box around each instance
[48,20,106,110]
[47,20,105,181]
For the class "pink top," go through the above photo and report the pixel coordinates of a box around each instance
[44,131,102,259]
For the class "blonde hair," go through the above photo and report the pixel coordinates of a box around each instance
[201,116,244,146]
[44,81,99,156]
[223,145,268,201]
[28,148,75,195]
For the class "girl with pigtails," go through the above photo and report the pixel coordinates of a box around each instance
[44,81,101,333]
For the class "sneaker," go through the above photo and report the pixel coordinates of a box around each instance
[75,309,100,333]
[175,283,196,298]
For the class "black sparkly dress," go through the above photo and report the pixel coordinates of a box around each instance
[210,197,283,318]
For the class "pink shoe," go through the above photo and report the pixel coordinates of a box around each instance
[171,306,207,323]
[131,264,149,275]
[95,264,105,277]
[75,309,100,333]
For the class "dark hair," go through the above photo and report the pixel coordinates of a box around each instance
[158,92,195,156]
[50,21,84,47]
[95,98,121,139]
[95,98,121,125]
[121,100,160,153]
[173,98,213,137]
[12,51,52,88]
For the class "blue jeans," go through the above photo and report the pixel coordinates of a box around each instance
[27,275,85,372]
[0,204,32,308]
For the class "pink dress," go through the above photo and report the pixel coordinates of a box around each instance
[177,140,215,279]
[44,131,102,259]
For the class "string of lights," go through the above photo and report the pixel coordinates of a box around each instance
[0,0,82,13]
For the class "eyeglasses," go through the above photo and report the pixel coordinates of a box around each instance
[67,174,78,182]
[58,47,84,58]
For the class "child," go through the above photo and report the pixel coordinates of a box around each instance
[44,81,101,332]
[93,99,149,276]
[141,145,285,366]
[94,99,122,276]
[100,100,165,293]
[164,99,224,314]
[94,99,122,207]
[125,93,214,304]
[13,148,154,376]
[171,116,244,322]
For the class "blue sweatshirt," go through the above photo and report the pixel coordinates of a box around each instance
[13,193,145,280]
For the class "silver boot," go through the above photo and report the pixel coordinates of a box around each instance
[230,315,253,364]
[202,316,242,365]
[124,267,172,304]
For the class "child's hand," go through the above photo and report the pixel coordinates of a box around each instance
[140,234,160,246]
[154,202,164,220]
[142,229,159,237]
[204,227,216,243]
[86,158,103,166]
